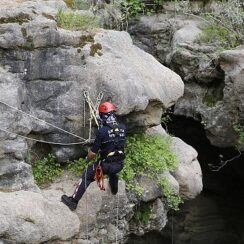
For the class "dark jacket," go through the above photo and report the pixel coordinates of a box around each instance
[91,123,126,161]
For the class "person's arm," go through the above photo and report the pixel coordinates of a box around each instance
[86,129,102,162]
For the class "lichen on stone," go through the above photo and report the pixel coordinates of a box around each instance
[79,34,94,48]
[90,42,102,57]
[0,13,31,25]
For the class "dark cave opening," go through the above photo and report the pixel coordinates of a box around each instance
[165,115,244,194]
[163,115,244,244]
[127,115,244,244]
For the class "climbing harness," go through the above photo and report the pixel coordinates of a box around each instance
[103,124,125,161]
[95,162,105,191]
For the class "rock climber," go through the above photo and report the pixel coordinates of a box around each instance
[61,101,126,211]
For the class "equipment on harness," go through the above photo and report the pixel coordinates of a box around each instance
[104,124,125,161]
[95,164,105,191]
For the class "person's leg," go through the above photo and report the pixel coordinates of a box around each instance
[103,161,124,195]
[61,162,98,210]
[72,163,97,201]
[109,174,119,195]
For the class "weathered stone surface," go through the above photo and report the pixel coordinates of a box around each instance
[172,24,202,48]
[220,48,244,124]
[43,173,169,242]
[0,138,27,160]
[137,176,163,202]
[43,176,133,243]
[171,137,203,199]
[136,169,179,203]
[174,48,244,148]
[0,190,80,243]
[0,67,36,191]
[129,14,223,84]
[130,13,244,148]
[0,159,38,192]
[129,198,168,236]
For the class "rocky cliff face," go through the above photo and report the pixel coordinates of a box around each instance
[0,1,202,243]
[129,14,244,148]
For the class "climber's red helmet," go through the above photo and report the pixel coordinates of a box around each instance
[98,102,116,114]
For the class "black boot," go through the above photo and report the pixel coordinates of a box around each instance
[109,174,118,195]
[61,195,78,211]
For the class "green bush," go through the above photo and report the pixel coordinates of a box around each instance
[32,154,63,186]
[135,203,151,224]
[197,23,238,49]
[121,134,182,210]
[56,9,100,31]
[67,157,88,176]
[159,177,183,210]
[174,0,243,49]
[121,0,146,18]
[121,0,164,17]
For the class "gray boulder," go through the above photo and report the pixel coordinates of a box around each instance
[43,177,132,243]
[0,159,38,192]
[43,173,168,242]
[174,48,244,148]
[0,190,80,243]
[220,48,244,124]
[170,136,203,199]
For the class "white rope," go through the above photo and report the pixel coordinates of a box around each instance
[0,127,91,145]
[83,90,103,142]
[171,212,174,244]
[83,98,86,128]
[94,92,104,112]
[0,100,87,141]
[115,191,120,244]
[88,118,92,142]
[85,167,89,242]
[83,91,100,127]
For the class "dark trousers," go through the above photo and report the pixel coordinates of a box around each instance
[72,160,124,202]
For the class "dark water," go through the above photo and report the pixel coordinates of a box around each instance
[127,116,244,244]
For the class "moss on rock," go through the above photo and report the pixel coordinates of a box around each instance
[90,42,102,57]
